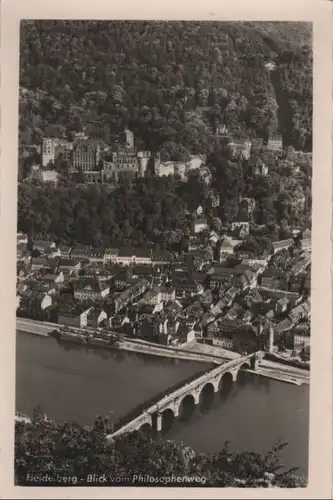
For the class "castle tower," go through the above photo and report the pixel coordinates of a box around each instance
[137,150,151,177]
[42,138,57,167]
[124,128,134,150]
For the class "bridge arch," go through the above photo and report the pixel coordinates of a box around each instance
[139,422,152,434]
[160,408,175,432]
[199,382,215,409]
[200,382,215,397]
[237,361,251,383]
[177,393,197,420]
[218,371,234,390]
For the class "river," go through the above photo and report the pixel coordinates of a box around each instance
[16,331,309,475]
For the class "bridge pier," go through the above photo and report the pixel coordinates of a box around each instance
[193,390,200,405]
[109,353,259,439]
[212,379,220,393]
[156,412,162,432]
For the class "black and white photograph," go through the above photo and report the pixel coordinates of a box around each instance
[0,0,332,497]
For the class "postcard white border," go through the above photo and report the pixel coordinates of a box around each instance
[1,0,332,498]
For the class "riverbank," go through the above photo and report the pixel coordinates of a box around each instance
[16,317,227,364]
[16,317,309,385]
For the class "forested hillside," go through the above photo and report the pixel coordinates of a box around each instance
[19,21,312,153]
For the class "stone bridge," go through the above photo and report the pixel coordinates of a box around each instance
[108,351,263,439]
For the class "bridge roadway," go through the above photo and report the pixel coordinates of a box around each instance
[108,352,262,439]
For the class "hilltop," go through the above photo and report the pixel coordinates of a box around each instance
[19,21,312,153]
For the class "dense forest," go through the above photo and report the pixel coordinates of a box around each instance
[18,21,312,247]
[15,412,306,487]
[17,151,311,249]
[19,21,312,153]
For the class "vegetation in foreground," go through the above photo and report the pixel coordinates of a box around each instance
[15,411,307,488]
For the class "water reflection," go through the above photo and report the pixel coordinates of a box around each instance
[179,394,196,422]
[160,370,272,437]
[199,384,215,413]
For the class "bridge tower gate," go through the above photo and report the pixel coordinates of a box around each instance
[250,354,259,371]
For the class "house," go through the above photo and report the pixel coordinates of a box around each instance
[86,249,105,264]
[155,161,175,177]
[18,291,52,319]
[303,271,311,293]
[208,266,234,289]
[245,288,263,308]
[114,268,134,290]
[104,248,120,264]
[136,315,162,343]
[152,249,174,266]
[58,245,72,259]
[41,137,58,167]
[70,245,102,261]
[17,233,28,245]
[300,238,311,252]
[140,288,162,306]
[34,279,58,296]
[159,286,176,303]
[30,256,48,271]
[33,240,56,254]
[210,335,234,350]
[219,319,262,353]
[288,299,311,324]
[198,166,213,185]
[274,318,293,337]
[275,296,290,315]
[271,239,293,255]
[267,135,283,151]
[254,161,269,176]
[231,222,250,238]
[74,278,110,302]
[227,138,252,160]
[193,218,208,234]
[290,255,311,276]
[232,265,257,290]
[114,280,149,312]
[172,276,203,299]
[289,274,304,294]
[291,327,311,349]
[34,169,60,185]
[72,139,101,172]
[260,268,289,290]
[217,237,242,260]
[58,302,92,328]
[209,231,220,246]
[116,247,152,266]
[209,190,220,208]
[43,271,65,284]
[86,307,108,328]
[225,302,245,321]
[57,258,81,275]
[186,155,206,172]
[239,197,256,221]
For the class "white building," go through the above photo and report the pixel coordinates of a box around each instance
[42,138,57,167]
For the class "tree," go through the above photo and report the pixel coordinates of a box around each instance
[15,412,307,487]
